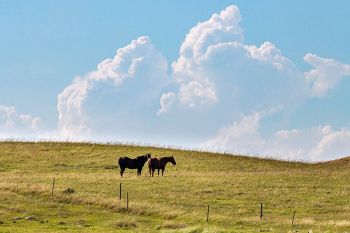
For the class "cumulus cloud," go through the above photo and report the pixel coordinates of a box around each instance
[167,5,350,114]
[204,112,265,153]
[177,5,243,64]
[304,53,350,97]
[53,5,350,160]
[163,5,350,161]
[171,5,243,108]
[205,111,350,161]
[57,36,168,139]
[309,127,350,161]
[0,105,43,138]
[169,5,307,114]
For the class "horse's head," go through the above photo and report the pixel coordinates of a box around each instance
[169,156,176,165]
[146,153,151,159]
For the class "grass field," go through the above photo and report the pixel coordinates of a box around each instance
[0,141,349,232]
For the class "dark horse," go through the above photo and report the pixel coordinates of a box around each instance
[118,153,151,177]
[148,156,176,177]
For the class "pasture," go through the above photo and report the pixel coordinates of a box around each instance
[0,141,349,232]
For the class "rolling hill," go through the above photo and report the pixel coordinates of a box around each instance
[0,141,349,232]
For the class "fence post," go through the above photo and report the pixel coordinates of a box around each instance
[126,192,129,210]
[51,178,55,197]
[119,183,122,200]
[207,205,210,222]
[292,211,296,226]
[260,203,263,220]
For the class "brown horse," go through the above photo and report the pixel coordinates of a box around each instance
[118,153,151,177]
[148,156,176,177]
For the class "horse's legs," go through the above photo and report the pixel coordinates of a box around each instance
[151,169,154,177]
[149,167,151,177]
[120,168,125,177]
[137,168,142,176]
[157,169,160,176]
[162,168,165,176]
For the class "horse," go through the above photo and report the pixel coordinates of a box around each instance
[118,153,151,177]
[148,156,176,177]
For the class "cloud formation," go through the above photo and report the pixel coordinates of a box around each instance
[57,36,168,139]
[205,111,350,161]
[304,53,350,97]
[0,105,43,138]
[169,5,245,107]
[169,5,306,115]
[165,5,350,160]
[54,5,350,161]
[157,92,176,115]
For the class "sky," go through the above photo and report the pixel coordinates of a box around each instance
[1,1,350,161]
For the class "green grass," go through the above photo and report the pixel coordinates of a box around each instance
[0,141,349,232]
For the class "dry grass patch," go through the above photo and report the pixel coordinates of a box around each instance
[114,218,137,229]
[157,221,188,229]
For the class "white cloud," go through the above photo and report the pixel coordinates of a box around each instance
[177,5,243,64]
[57,77,92,138]
[204,112,264,153]
[163,5,350,161]
[169,5,350,113]
[157,92,176,115]
[178,80,217,107]
[205,112,350,161]
[57,36,168,139]
[304,53,350,97]
[309,127,350,161]
[247,41,293,70]
[170,5,307,113]
[0,105,43,138]
[52,5,350,160]
[171,5,244,107]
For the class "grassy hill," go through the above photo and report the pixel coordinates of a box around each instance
[0,141,349,232]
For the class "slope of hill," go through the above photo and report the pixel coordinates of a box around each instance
[0,142,349,232]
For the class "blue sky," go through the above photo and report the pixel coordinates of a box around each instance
[1,1,350,161]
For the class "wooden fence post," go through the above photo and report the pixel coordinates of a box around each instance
[119,183,122,200]
[260,203,263,220]
[51,178,55,197]
[292,211,296,226]
[126,192,129,210]
[207,205,210,222]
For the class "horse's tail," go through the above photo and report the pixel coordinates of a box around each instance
[148,158,153,177]
[118,157,123,169]
[147,158,151,168]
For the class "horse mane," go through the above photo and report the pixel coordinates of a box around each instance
[160,156,173,161]
[136,153,151,161]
